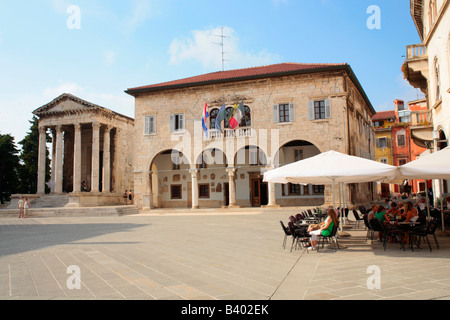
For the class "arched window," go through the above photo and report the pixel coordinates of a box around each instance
[240,106,251,127]
[224,107,234,129]
[209,108,219,129]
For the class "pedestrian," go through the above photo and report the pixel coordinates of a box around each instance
[18,197,24,218]
[123,190,128,204]
[128,190,133,205]
[24,198,30,218]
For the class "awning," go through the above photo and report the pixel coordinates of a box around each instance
[411,126,433,148]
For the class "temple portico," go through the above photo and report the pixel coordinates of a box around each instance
[33,93,134,207]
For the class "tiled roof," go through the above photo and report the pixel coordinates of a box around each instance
[372,110,396,121]
[126,62,348,93]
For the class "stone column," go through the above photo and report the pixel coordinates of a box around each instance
[102,126,112,193]
[37,126,47,194]
[91,122,100,193]
[190,169,200,209]
[73,123,82,193]
[226,167,237,207]
[50,128,56,193]
[267,182,277,206]
[54,125,64,194]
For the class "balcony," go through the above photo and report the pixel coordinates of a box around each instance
[402,44,429,94]
[206,127,255,140]
[410,109,434,149]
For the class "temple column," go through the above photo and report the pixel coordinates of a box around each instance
[190,169,200,209]
[226,167,237,207]
[37,126,47,194]
[50,128,56,193]
[91,122,100,193]
[73,123,82,193]
[102,125,111,193]
[54,125,64,194]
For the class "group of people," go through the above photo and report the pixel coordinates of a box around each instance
[17,196,30,218]
[123,190,133,205]
[367,200,421,225]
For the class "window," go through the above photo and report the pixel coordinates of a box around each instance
[199,184,210,198]
[171,185,182,199]
[398,158,407,166]
[273,103,295,123]
[170,113,184,132]
[380,158,388,164]
[397,134,406,146]
[308,99,331,120]
[209,108,219,129]
[294,149,303,162]
[144,115,155,135]
[289,183,300,195]
[377,137,389,149]
[279,104,290,122]
[240,106,251,127]
[313,185,324,194]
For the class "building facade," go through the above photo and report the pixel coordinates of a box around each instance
[125,63,377,210]
[403,0,449,196]
[33,94,135,207]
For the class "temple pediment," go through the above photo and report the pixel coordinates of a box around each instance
[33,93,133,121]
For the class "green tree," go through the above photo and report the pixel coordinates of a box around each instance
[18,116,51,194]
[0,133,21,204]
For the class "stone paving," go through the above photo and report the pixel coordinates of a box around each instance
[1,207,450,301]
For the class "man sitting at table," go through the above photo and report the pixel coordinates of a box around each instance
[385,202,401,223]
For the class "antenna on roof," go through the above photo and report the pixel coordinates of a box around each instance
[211,27,229,71]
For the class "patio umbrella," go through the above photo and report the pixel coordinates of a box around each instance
[263,150,399,230]
[398,146,450,230]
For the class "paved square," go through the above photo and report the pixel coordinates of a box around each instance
[1,208,450,300]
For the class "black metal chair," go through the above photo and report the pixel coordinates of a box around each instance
[370,218,405,251]
[317,222,340,252]
[412,218,440,252]
[352,209,363,229]
[280,221,291,249]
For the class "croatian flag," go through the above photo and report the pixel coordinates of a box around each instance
[202,103,209,137]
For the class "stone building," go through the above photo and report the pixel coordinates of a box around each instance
[403,0,449,196]
[33,93,134,207]
[125,63,377,210]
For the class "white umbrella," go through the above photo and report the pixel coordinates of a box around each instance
[264,150,399,231]
[398,146,450,230]
[399,147,450,179]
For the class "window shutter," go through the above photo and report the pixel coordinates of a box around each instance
[170,114,175,132]
[179,114,184,130]
[308,101,314,120]
[325,99,331,119]
[289,103,295,122]
[273,104,279,123]
[149,116,155,134]
[144,116,150,134]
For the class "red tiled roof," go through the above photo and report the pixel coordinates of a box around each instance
[372,110,396,121]
[126,62,348,94]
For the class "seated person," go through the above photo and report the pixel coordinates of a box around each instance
[415,197,427,214]
[367,205,378,221]
[385,202,400,222]
[307,208,338,251]
[374,205,387,222]
[402,201,419,222]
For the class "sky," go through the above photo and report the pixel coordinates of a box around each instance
[0,0,424,146]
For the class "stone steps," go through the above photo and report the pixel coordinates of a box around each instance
[0,206,140,218]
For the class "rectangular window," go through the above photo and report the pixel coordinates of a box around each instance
[144,115,155,135]
[377,137,389,149]
[279,104,290,123]
[170,113,185,132]
[171,185,182,199]
[199,184,210,198]
[313,185,325,194]
[314,101,326,120]
[289,183,300,195]
[397,134,406,146]
[399,158,407,166]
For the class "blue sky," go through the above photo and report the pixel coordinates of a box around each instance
[0,0,424,144]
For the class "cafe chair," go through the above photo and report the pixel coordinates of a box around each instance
[317,222,340,252]
[412,218,440,252]
[352,209,363,229]
[280,221,292,249]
